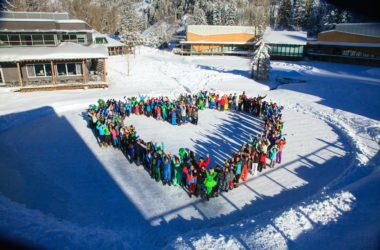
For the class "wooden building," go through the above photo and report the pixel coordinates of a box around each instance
[178,25,256,56]
[0,11,109,87]
[307,23,380,66]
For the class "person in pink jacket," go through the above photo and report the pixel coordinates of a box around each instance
[109,124,118,147]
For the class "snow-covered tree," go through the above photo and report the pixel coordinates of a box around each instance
[292,0,307,29]
[225,0,238,26]
[119,0,141,46]
[212,2,223,25]
[193,2,207,25]
[277,0,292,29]
[251,40,270,81]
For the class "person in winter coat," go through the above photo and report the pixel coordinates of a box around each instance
[128,142,135,163]
[258,149,266,172]
[104,124,112,147]
[152,152,162,182]
[220,97,225,111]
[197,153,210,170]
[195,165,207,197]
[234,158,242,187]
[276,138,287,163]
[240,155,249,181]
[162,154,172,185]
[192,107,198,125]
[109,124,118,147]
[224,95,228,111]
[96,120,106,147]
[171,108,177,125]
[269,146,279,168]
[204,168,218,200]
[220,166,232,192]
[172,156,182,186]
[185,165,197,197]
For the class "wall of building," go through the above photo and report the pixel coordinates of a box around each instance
[1,63,19,83]
[318,31,380,44]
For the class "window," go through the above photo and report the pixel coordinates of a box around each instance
[57,63,67,75]
[95,37,108,44]
[77,34,86,44]
[26,64,52,77]
[56,63,82,76]
[44,34,55,45]
[67,63,77,75]
[32,34,44,45]
[20,34,32,45]
[9,34,20,46]
[0,34,9,46]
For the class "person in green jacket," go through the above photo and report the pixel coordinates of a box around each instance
[172,156,182,186]
[104,123,112,147]
[204,168,218,200]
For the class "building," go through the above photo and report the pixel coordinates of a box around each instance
[263,29,307,60]
[307,23,380,66]
[178,25,256,56]
[0,11,110,87]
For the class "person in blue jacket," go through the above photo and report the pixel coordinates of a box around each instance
[171,108,177,125]
[234,157,242,187]
[162,153,172,185]
[96,120,107,147]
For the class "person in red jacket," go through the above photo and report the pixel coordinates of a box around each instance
[197,153,210,170]
[220,97,225,111]
[185,165,198,197]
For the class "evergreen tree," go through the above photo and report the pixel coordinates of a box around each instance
[212,2,223,25]
[292,0,307,29]
[225,0,238,26]
[120,0,141,46]
[193,2,207,25]
[278,0,292,29]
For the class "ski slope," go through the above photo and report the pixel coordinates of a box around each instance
[0,47,379,249]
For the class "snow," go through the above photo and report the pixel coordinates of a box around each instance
[263,28,307,45]
[0,46,379,249]
[0,43,108,62]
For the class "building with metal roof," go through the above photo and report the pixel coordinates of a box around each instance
[307,23,380,66]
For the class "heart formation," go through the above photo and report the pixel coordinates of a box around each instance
[86,92,286,200]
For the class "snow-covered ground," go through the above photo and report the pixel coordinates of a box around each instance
[0,47,379,249]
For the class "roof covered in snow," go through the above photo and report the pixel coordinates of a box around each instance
[92,32,125,47]
[333,23,380,38]
[0,11,76,20]
[0,11,91,31]
[180,40,256,45]
[263,29,307,45]
[0,43,108,62]
[187,25,255,36]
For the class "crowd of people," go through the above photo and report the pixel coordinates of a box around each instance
[87,91,286,201]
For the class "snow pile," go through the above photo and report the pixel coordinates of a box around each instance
[172,191,356,249]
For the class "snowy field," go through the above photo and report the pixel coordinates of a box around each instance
[0,47,379,249]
